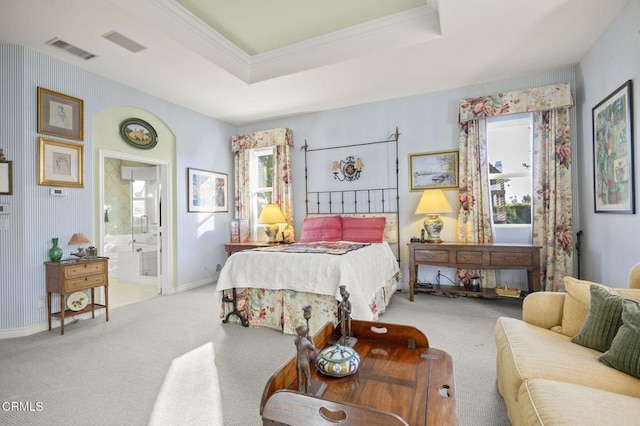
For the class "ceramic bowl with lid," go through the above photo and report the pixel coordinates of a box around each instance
[316,344,360,377]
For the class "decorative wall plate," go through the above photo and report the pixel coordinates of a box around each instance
[119,118,158,150]
[67,291,89,311]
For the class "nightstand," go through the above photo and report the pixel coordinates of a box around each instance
[223,241,271,257]
[44,257,109,335]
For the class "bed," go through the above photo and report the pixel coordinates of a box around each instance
[219,131,401,334]
[217,213,400,334]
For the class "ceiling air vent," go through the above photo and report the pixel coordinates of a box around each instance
[101,31,147,53]
[45,38,96,60]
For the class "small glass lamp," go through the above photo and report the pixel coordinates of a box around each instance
[258,204,286,243]
[415,190,453,243]
[67,233,91,258]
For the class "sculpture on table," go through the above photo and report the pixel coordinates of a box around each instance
[294,324,317,394]
[338,289,355,346]
[316,289,360,377]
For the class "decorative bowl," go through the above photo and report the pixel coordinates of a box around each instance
[316,344,360,377]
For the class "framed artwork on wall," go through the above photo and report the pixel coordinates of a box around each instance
[187,168,228,213]
[592,79,635,214]
[0,161,12,195]
[37,87,84,141]
[119,118,158,150]
[409,149,459,191]
[38,138,84,187]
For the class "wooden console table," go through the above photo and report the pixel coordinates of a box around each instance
[408,242,541,301]
[261,320,457,425]
[45,257,109,335]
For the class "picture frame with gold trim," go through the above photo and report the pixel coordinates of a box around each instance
[38,138,84,188]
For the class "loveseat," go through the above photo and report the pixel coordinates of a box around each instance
[494,276,640,425]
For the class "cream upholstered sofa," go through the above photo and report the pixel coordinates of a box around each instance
[494,276,640,425]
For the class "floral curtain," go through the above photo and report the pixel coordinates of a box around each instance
[231,128,295,239]
[531,110,573,291]
[458,83,574,291]
[457,119,498,287]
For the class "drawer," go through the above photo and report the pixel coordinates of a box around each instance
[64,261,105,279]
[414,249,449,263]
[490,252,532,267]
[65,274,106,291]
[456,251,483,265]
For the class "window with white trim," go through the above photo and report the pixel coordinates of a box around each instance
[249,147,274,240]
[487,115,533,226]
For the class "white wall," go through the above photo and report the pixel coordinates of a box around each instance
[576,0,640,286]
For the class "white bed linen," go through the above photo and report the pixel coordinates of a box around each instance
[216,241,399,320]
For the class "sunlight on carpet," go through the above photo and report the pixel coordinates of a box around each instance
[109,278,158,309]
[149,342,223,426]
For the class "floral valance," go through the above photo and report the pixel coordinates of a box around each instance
[459,83,574,124]
[231,127,293,152]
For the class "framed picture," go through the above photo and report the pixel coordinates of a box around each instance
[119,118,158,150]
[37,87,84,141]
[0,161,12,195]
[187,168,228,213]
[592,80,634,214]
[409,149,459,191]
[38,138,84,187]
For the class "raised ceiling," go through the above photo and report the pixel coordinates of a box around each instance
[176,0,427,55]
[0,0,630,124]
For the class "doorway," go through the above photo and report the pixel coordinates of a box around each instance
[99,150,171,309]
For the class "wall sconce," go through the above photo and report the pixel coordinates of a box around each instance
[415,190,453,243]
[332,156,363,182]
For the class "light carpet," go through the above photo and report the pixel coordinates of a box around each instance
[0,285,521,425]
[148,342,223,426]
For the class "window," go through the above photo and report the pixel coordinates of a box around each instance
[487,115,533,225]
[249,147,274,240]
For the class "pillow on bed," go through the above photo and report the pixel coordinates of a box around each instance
[341,216,386,243]
[299,216,342,242]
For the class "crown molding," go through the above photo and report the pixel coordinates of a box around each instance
[252,6,439,67]
[125,0,440,84]
[249,5,440,82]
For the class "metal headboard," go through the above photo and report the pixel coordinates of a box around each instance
[302,127,401,263]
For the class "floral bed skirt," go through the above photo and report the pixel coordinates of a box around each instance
[219,277,398,335]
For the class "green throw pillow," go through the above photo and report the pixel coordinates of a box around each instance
[571,285,625,352]
[599,299,640,378]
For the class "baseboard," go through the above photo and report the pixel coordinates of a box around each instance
[0,312,100,339]
[0,281,214,339]
[175,278,214,294]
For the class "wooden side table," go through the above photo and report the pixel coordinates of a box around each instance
[261,320,457,425]
[407,242,541,301]
[44,257,109,335]
[223,241,271,257]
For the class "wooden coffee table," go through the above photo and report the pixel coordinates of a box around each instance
[261,320,457,425]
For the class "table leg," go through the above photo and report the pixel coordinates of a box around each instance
[104,285,109,322]
[60,293,65,335]
[47,292,52,331]
[527,268,541,293]
[91,288,96,319]
[409,264,417,302]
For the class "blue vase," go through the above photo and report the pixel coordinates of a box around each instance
[49,238,63,262]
